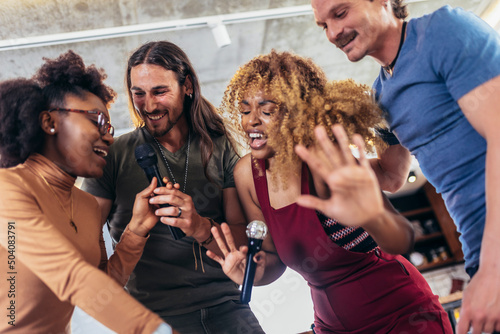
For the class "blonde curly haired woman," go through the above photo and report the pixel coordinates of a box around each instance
[208,50,452,334]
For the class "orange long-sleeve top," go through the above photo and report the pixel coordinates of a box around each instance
[0,154,163,333]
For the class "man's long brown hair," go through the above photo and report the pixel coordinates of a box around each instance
[126,41,229,179]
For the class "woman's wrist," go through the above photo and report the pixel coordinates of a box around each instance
[127,217,150,238]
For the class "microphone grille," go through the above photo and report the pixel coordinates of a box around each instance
[246,220,268,240]
[135,143,157,169]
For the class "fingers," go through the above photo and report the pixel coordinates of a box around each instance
[161,177,181,189]
[313,125,344,168]
[206,250,223,265]
[455,320,470,334]
[296,194,328,213]
[457,306,497,334]
[456,273,500,334]
[150,188,185,208]
[134,178,159,209]
[153,185,184,198]
[146,179,190,218]
[457,312,498,334]
[220,223,239,252]
[138,177,158,198]
[295,125,359,178]
[352,134,370,168]
[295,144,332,183]
[455,304,470,334]
[212,223,240,257]
[331,124,356,165]
[483,322,498,334]
[211,224,229,255]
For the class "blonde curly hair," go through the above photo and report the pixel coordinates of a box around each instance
[219,50,387,182]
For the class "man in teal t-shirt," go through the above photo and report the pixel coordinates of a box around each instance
[309,1,500,333]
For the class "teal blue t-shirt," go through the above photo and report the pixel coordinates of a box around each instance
[373,6,500,269]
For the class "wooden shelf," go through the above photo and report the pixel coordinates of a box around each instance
[423,183,464,262]
[439,290,463,305]
[400,206,433,217]
[416,258,458,273]
[390,182,464,273]
[415,231,444,243]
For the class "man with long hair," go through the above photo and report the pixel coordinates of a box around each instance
[82,41,263,333]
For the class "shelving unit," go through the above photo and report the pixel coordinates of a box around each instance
[389,182,464,273]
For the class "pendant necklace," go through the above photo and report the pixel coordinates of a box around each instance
[153,131,191,193]
[35,170,78,233]
[384,21,407,76]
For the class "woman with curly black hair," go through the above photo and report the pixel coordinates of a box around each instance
[0,51,175,334]
[208,50,453,333]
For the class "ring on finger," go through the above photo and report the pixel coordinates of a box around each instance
[177,207,182,218]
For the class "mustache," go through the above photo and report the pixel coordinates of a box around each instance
[140,108,166,115]
[334,31,357,48]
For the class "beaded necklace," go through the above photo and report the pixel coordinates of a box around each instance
[153,131,191,192]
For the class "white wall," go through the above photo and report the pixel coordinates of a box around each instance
[250,269,314,333]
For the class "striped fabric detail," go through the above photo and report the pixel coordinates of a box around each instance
[317,211,379,253]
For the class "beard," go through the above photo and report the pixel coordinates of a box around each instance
[141,97,191,139]
[150,121,175,138]
[144,110,185,139]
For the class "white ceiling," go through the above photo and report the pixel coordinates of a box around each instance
[0,0,497,132]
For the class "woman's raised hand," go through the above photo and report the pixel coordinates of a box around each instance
[294,124,385,227]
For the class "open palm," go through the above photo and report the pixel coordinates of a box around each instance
[295,124,385,227]
[206,223,266,285]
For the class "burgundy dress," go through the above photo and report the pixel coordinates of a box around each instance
[252,158,452,333]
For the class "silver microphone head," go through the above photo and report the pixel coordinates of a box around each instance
[246,220,268,240]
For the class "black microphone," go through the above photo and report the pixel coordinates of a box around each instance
[135,143,186,240]
[240,220,268,304]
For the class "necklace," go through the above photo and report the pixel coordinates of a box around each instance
[35,170,78,233]
[384,21,407,76]
[153,131,191,193]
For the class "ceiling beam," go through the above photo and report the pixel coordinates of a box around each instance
[0,5,313,52]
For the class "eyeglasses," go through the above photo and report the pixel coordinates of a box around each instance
[49,108,115,137]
